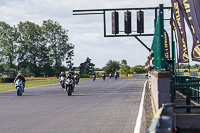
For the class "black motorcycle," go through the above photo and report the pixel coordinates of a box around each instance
[60,76,65,88]
[114,74,118,80]
[102,74,106,81]
[65,78,74,96]
[92,75,96,81]
[74,75,79,85]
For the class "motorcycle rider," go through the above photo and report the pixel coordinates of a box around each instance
[114,72,118,79]
[59,72,66,78]
[74,72,79,82]
[59,72,66,88]
[66,73,75,92]
[14,73,26,92]
[102,72,106,80]
[92,72,96,81]
[109,72,112,78]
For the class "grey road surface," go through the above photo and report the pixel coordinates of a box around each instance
[0,77,146,133]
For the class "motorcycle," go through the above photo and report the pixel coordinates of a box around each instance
[102,74,106,81]
[74,75,79,85]
[109,74,112,79]
[65,78,74,96]
[114,74,118,80]
[60,76,65,88]
[15,79,23,96]
[92,75,96,81]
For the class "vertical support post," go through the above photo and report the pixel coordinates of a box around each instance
[188,63,190,73]
[103,11,106,37]
[186,87,191,113]
[173,41,177,75]
[171,84,174,103]
[198,85,199,104]
[159,4,165,71]
[171,7,176,76]
[154,8,157,30]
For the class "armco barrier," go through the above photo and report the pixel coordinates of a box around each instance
[89,75,102,78]
[2,78,15,83]
[80,76,90,78]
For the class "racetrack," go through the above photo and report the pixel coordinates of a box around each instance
[0,77,146,133]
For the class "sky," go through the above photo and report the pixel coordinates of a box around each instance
[0,0,196,68]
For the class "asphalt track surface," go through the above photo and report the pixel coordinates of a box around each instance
[0,77,146,133]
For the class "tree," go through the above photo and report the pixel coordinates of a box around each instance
[42,19,74,76]
[121,59,127,66]
[192,64,200,69]
[130,65,147,74]
[79,57,95,76]
[0,21,19,70]
[179,64,188,69]
[17,21,45,76]
[102,60,120,74]
[119,59,130,75]
[119,65,130,75]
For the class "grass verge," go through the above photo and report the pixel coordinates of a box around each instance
[0,78,91,92]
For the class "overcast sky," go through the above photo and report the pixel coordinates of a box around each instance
[1,0,195,68]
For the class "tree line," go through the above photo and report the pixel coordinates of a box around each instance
[0,20,74,77]
[78,58,147,76]
[102,59,147,75]
[178,64,200,69]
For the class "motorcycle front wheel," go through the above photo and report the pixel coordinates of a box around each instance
[62,83,65,88]
[17,88,20,96]
[67,86,72,96]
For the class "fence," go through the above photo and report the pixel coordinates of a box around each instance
[151,5,165,72]
[171,75,200,113]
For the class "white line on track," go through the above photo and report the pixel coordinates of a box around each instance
[134,80,148,133]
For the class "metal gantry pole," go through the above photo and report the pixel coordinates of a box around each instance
[158,4,165,71]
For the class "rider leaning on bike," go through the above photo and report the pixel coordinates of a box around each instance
[14,73,26,92]
[59,72,66,78]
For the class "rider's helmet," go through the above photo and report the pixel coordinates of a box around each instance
[75,72,78,75]
[61,72,65,75]
[103,72,105,74]
[68,73,72,77]
[18,73,22,76]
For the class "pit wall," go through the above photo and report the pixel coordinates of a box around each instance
[150,71,171,116]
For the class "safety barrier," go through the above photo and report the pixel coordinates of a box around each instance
[147,103,175,133]
[149,71,171,114]
[183,72,191,76]
[89,75,101,78]
[2,78,15,83]
[177,72,200,77]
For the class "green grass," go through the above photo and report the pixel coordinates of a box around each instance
[0,78,90,92]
